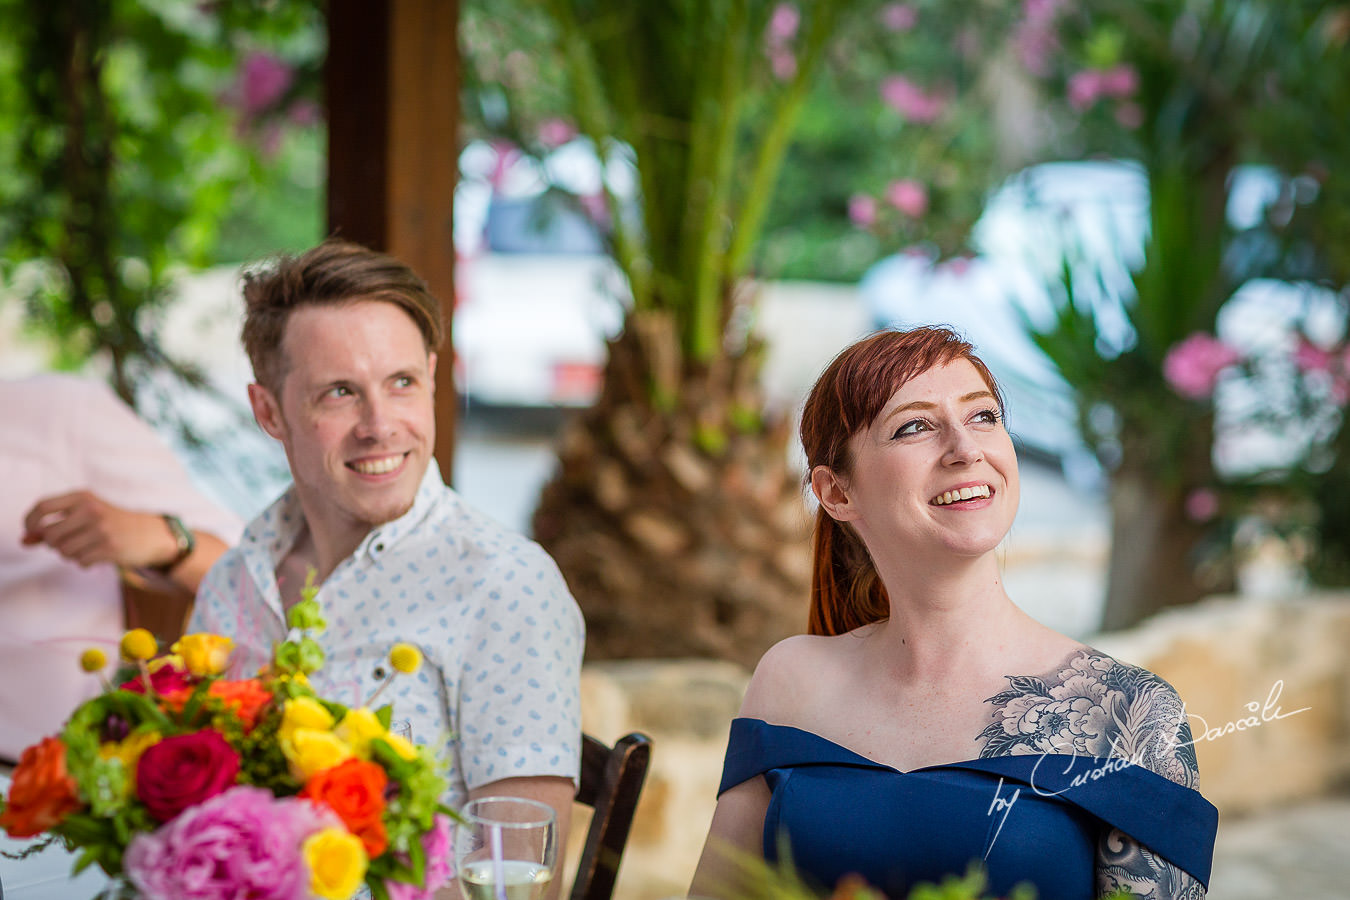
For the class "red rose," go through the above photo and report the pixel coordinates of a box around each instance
[119,661,194,696]
[135,730,240,822]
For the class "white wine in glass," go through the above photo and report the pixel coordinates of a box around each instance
[455,796,557,900]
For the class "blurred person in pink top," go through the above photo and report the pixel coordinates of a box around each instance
[0,374,243,763]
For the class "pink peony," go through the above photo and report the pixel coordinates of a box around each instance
[879,76,948,123]
[848,193,878,228]
[1162,332,1242,400]
[384,813,454,900]
[124,786,336,900]
[885,179,929,218]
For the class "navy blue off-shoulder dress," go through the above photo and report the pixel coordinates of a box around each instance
[718,718,1218,900]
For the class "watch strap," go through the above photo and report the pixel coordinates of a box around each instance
[153,514,195,573]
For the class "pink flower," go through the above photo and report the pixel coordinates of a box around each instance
[124,786,336,900]
[880,76,948,123]
[1067,69,1105,111]
[384,813,454,900]
[1162,332,1242,400]
[537,117,577,148]
[237,52,293,116]
[848,194,878,228]
[1114,101,1144,129]
[770,47,798,81]
[1293,338,1337,374]
[1185,488,1220,522]
[1014,20,1058,76]
[1099,64,1140,97]
[879,3,918,32]
[768,3,800,41]
[285,99,322,128]
[885,179,929,218]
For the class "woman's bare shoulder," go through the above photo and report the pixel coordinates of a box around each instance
[739,631,861,722]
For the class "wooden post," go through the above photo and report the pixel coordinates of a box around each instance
[326,0,460,478]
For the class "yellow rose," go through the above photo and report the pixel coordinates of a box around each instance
[333,707,384,759]
[171,634,234,676]
[380,731,419,761]
[280,696,335,745]
[302,827,368,900]
[284,728,353,781]
[98,731,161,790]
[147,653,185,674]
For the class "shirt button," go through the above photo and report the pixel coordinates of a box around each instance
[375,542,385,552]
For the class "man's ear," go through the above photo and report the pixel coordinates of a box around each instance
[810,465,858,522]
[248,383,285,441]
[427,351,437,392]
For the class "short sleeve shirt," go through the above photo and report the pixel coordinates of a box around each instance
[190,464,584,808]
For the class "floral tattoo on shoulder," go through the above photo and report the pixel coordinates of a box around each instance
[976,649,1198,789]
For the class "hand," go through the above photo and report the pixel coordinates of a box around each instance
[21,490,179,570]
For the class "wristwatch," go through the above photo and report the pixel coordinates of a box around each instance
[153,514,196,573]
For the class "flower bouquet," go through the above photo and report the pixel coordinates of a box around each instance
[0,574,455,900]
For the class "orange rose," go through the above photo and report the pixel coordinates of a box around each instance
[208,679,273,731]
[0,737,82,838]
[299,758,388,857]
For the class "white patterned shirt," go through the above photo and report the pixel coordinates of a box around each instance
[189,463,583,808]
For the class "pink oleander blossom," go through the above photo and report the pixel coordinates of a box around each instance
[848,194,878,228]
[885,179,929,218]
[879,3,918,32]
[1163,332,1242,400]
[1186,488,1220,522]
[124,786,337,900]
[537,117,577,148]
[770,47,797,81]
[1068,64,1139,111]
[1293,338,1337,374]
[880,76,948,123]
[384,814,454,900]
[768,3,800,41]
[236,52,293,116]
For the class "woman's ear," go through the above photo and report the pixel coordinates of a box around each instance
[811,465,858,522]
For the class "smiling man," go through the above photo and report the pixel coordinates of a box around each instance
[188,240,583,895]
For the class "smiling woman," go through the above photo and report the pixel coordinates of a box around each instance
[690,327,1218,900]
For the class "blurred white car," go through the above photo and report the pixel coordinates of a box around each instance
[452,140,631,409]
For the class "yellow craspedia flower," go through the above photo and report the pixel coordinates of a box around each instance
[98,731,162,790]
[302,827,368,900]
[280,696,335,745]
[388,642,422,674]
[79,648,108,673]
[171,633,234,676]
[120,628,157,662]
[333,707,384,760]
[284,728,353,781]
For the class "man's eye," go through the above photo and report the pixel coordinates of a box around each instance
[326,386,352,399]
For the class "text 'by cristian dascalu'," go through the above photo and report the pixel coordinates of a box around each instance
[983,679,1310,857]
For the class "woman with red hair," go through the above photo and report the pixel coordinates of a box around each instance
[691,327,1216,900]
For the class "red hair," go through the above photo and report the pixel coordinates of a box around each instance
[800,327,1003,636]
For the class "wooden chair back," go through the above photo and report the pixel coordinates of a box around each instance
[570,732,653,900]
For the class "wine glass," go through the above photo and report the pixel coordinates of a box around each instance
[455,796,557,900]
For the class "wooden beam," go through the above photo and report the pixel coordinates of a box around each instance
[327,0,460,479]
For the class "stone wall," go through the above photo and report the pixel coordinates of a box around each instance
[567,592,1350,900]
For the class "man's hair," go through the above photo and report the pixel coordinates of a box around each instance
[240,239,445,393]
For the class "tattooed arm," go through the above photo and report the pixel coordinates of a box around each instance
[1092,661,1206,900]
[977,650,1206,899]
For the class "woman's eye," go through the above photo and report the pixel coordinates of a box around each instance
[893,419,930,438]
[974,408,1003,425]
